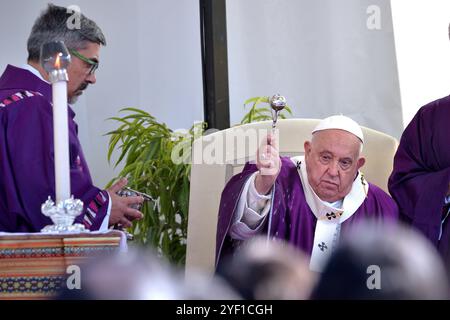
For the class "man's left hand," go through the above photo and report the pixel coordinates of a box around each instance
[107,178,144,228]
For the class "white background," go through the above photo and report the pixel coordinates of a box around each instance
[391,0,450,126]
[226,0,403,138]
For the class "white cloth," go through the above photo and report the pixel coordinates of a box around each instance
[229,172,272,240]
[99,192,113,231]
[21,63,49,83]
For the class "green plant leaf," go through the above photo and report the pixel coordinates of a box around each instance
[107,134,121,163]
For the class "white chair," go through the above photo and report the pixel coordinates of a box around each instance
[185,119,398,277]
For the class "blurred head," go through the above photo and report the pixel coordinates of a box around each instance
[311,222,449,300]
[304,121,365,202]
[217,237,317,300]
[58,247,240,300]
[59,248,185,300]
[27,4,106,104]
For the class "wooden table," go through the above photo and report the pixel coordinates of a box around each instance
[0,230,125,299]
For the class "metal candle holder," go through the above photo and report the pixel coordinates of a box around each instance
[40,41,71,83]
[41,196,86,233]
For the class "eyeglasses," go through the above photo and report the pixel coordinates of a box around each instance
[69,49,99,75]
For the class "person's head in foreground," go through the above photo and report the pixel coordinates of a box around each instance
[310,222,449,299]
[58,247,239,300]
[216,237,317,300]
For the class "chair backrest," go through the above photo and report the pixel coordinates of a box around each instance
[185,119,398,277]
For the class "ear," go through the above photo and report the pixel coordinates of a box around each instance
[356,157,366,169]
[304,141,312,158]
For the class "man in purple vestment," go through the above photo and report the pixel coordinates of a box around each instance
[389,94,450,263]
[216,115,398,272]
[0,4,143,232]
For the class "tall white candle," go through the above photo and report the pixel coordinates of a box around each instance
[41,43,72,205]
[52,79,71,203]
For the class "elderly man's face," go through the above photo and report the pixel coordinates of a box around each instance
[66,42,100,104]
[304,129,365,203]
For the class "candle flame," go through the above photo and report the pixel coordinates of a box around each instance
[54,53,61,69]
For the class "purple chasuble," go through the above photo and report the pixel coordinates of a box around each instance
[389,95,450,261]
[216,156,399,267]
[0,65,109,232]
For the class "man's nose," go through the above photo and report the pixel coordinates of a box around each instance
[327,161,339,177]
[86,73,96,84]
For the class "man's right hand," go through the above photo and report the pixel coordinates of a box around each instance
[255,133,281,195]
[107,178,144,228]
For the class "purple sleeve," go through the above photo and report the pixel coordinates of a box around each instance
[215,157,291,267]
[388,100,450,245]
[75,189,110,231]
[215,162,259,267]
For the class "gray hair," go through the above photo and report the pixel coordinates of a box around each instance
[27,3,106,62]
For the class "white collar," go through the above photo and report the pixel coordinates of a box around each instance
[21,63,74,108]
[21,63,50,84]
[327,199,343,208]
[290,155,369,272]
